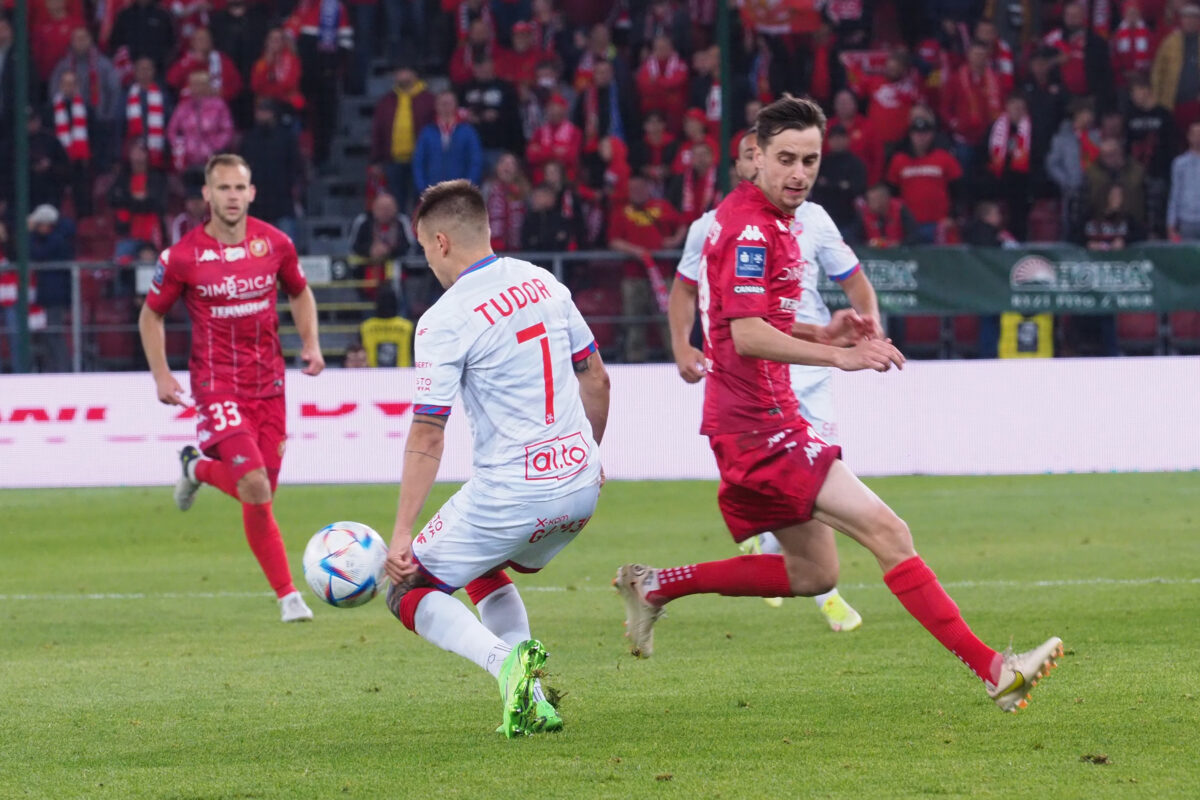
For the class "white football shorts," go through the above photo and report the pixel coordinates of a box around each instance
[790,364,838,446]
[412,481,601,591]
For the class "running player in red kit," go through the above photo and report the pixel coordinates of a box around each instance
[616,97,1063,712]
[138,153,325,623]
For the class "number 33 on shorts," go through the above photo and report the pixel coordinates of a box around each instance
[207,400,243,432]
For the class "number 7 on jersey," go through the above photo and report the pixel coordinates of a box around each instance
[516,322,555,425]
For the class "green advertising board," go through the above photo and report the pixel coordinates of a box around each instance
[820,244,1200,315]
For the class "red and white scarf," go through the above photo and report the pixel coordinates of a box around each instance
[126,83,166,167]
[956,65,1002,130]
[988,113,1031,176]
[1112,20,1154,74]
[643,53,686,83]
[680,165,717,218]
[54,93,90,162]
[207,50,224,95]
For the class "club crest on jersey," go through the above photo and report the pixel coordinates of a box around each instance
[199,249,219,262]
[734,245,766,278]
[152,262,165,286]
[737,224,766,242]
[249,238,269,257]
[224,246,247,262]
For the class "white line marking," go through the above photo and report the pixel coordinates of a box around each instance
[1,576,1197,602]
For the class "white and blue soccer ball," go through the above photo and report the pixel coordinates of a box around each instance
[302,521,389,608]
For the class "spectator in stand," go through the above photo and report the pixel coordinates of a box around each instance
[1044,2,1116,113]
[885,117,963,243]
[963,200,1017,359]
[210,0,270,128]
[50,28,121,172]
[452,0,495,45]
[413,90,484,194]
[110,0,176,77]
[49,70,94,217]
[31,0,84,86]
[170,183,209,243]
[1084,183,1144,249]
[168,0,211,46]
[3,108,68,213]
[521,182,578,252]
[460,56,525,169]
[671,108,718,175]
[636,34,689,134]
[384,0,428,70]
[482,153,530,252]
[497,21,546,90]
[629,110,678,191]
[252,29,306,126]
[632,0,691,57]
[688,45,722,140]
[1084,137,1146,226]
[607,174,686,363]
[849,183,920,248]
[983,93,1035,241]
[854,50,923,153]
[167,70,234,173]
[1020,45,1068,196]
[109,140,167,255]
[27,204,74,373]
[1167,120,1200,240]
[125,58,171,171]
[573,23,623,92]
[540,159,588,249]
[168,28,243,105]
[940,40,1004,177]
[526,93,582,183]
[347,191,418,312]
[580,134,632,216]
[1112,0,1157,87]
[573,59,634,155]
[240,99,303,239]
[1046,99,1100,237]
[370,61,434,214]
[829,0,873,49]
[829,88,883,185]
[346,0,379,96]
[286,0,354,167]
[1151,2,1200,134]
[344,341,369,367]
[1128,77,1175,234]
[811,123,868,232]
[0,19,16,135]
[666,140,719,225]
[450,18,503,88]
[359,284,414,367]
[974,18,1014,93]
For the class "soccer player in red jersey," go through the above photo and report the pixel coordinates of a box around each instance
[616,97,1063,713]
[138,153,325,623]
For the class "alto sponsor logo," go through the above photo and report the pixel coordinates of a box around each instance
[737,224,766,242]
[196,274,277,300]
[224,246,247,261]
[733,285,765,294]
[414,512,444,545]
[524,432,590,481]
[211,298,271,318]
[199,249,220,262]
[0,406,107,423]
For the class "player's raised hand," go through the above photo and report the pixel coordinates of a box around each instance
[824,309,876,347]
[675,346,707,383]
[300,343,325,376]
[385,531,418,584]
[835,338,906,373]
[153,373,189,406]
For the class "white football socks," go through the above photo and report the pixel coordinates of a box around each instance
[474,583,546,703]
[758,532,783,555]
[413,590,511,677]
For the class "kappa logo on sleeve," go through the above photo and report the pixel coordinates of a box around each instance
[734,245,767,278]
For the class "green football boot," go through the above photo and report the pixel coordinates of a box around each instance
[496,639,548,738]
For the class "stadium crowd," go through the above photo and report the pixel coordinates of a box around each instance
[4,0,1200,371]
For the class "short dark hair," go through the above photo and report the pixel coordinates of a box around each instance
[755,94,827,148]
[413,179,487,234]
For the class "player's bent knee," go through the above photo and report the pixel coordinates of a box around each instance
[237,468,272,504]
[386,579,438,632]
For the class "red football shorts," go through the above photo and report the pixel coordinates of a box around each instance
[195,394,287,484]
[709,424,842,543]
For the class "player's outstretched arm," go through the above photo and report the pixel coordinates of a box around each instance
[667,279,706,383]
[386,414,446,584]
[138,302,187,406]
[839,269,883,339]
[575,351,611,445]
[288,286,325,376]
[731,316,904,372]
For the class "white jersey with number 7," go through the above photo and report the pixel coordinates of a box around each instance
[412,255,602,500]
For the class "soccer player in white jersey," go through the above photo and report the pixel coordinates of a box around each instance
[383,180,611,738]
[668,128,879,630]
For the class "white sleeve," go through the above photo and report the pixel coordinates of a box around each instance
[675,214,710,284]
[812,205,861,282]
[412,307,467,415]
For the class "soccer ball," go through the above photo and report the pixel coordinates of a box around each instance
[302,521,389,608]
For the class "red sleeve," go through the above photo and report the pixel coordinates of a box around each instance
[166,55,192,90]
[607,205,630,243]
[145,249,186,314]
[277,237,307,296]
[942,150,963,181]
[714,223,772,321]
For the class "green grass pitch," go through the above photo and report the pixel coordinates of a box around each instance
[2,474,1199,799]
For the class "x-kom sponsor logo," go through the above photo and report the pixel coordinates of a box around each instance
[525,432,590,481]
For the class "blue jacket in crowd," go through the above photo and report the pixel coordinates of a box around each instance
[29,218,77,308]
[413,122,484,193]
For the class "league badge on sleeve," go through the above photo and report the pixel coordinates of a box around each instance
[735,246,767,278]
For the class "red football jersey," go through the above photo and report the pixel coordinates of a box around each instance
[698,181,804,437]
[146,218,307,399]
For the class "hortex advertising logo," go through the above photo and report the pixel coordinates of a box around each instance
[1009,256,1154,311]
[821,259,919,310]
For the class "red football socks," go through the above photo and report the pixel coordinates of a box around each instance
[241,501,296,598]
[884,555,1001,683]
[646,555,794,604]
[195,458,240,499]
